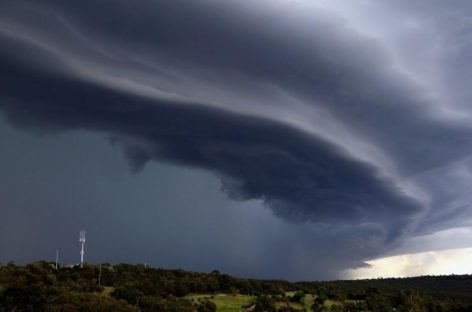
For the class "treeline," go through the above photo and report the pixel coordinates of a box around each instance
[1,261,472,311]
[107,263,292,297]
[296,275,472,298]
[293,275,472,312]
[0,261,291,311]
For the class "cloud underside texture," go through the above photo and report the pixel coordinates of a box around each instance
[1,0,472,273]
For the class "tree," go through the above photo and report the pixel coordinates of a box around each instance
[254,295,276,312]
[197,299,217,312]
[290,290,305,303]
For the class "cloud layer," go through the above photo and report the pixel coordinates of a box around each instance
[1,0,472,278]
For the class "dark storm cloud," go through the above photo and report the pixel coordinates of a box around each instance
[0,50,419,231]
[1,0,472,277]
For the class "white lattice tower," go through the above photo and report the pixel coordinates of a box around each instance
[79,230,86,268]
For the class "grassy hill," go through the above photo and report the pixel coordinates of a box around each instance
[1,261,472,311]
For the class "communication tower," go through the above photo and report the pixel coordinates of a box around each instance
[79,230,86,268]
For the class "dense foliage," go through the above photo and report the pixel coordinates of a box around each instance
[0,262,289,311]
[294,276,472,312]
[1,262,472,311]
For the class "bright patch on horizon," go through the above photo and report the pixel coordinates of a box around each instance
[345,247,472,279]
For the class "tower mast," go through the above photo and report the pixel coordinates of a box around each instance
[79,230,86,268]
[55,249,59,270]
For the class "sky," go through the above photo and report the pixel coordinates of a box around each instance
[347,246,472,280]
[0,0,472,281]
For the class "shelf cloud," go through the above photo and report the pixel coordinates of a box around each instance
[1,0,472,279]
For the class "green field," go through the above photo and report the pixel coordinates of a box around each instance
[303,294,314,311]
[101,286,115,297]
[188,292,315,312]
[324,299,342,308]
[282,292,314,311]
[187,294,255,312]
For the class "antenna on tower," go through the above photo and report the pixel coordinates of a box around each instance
[79,230,86,268]
[55,249,59,270]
